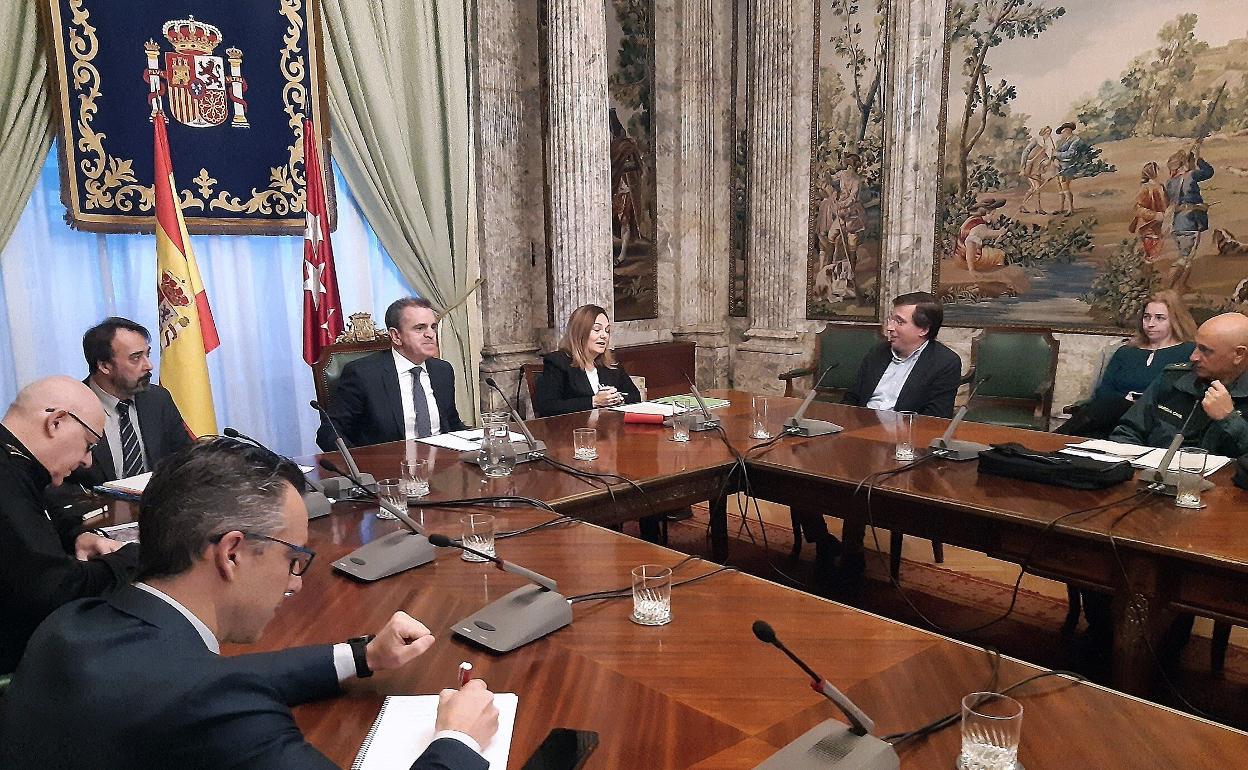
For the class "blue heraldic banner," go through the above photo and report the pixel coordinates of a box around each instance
[43,0,333,234]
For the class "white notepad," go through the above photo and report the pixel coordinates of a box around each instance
[352,693,518,770]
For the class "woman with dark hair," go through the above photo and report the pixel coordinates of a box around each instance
[534,304,641,418]
[1057,290,1197,439]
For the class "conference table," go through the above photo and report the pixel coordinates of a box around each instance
[329,390,1248,700]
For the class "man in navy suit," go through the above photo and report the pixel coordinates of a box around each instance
[69,317,192,486]
[798,292,963,587]
[317,297,468,451]
[0,438,497,769]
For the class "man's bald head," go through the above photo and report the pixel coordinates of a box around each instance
[1190,313,1248,384]
[2,376,104,485]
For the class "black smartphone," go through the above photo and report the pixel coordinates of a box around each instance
[520,728,599,770]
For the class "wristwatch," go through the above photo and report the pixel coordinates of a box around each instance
[348,634,375,678]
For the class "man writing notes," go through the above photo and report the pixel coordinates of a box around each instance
[72,317,192,486]
[795,292,963,587]
[317,297,468,451]
[0,376,138,674]
[0,438,498,770]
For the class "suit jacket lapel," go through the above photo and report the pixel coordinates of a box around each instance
[382,354,406,439]
[92,440,118,482]
[134,390,160,463]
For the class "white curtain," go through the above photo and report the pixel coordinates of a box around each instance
[0,147,412,456]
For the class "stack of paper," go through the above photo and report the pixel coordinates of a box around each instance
[96,471,153,497]
[1062,440,1231,477]
[651,394,731,410]
[610,401,676,417]
[353,693,517,770]
[418,429,527,452]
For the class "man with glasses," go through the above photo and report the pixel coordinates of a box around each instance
[1,438,497,770]
[0,376,138,674]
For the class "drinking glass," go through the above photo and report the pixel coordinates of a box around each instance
[479,413,516,478]
[671,409,692,443]
[375,479,405,521]
[1174,447,1208,509]
[573,427,598,460]
[751,395,771,440]
[894,411,917,462]
[957,692,1022,770]
[401,458,430,498]
[460,513,496,562]
[630,564,673,626]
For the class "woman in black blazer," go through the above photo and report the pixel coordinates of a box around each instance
[535,304,641,417]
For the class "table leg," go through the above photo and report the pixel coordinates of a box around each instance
[1110,556,1171,697]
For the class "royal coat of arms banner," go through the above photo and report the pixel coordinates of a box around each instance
[42,0,333,234]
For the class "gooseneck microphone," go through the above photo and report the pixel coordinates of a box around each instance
[929,374,992,461]
[430,533,572,653]
[222,427,331,519]
[1140,380,1215,495]
[308,400,375,496]
[785,363,844,437]
[317,457,437,582]
[470,377,547,465]
[751,620,898,770]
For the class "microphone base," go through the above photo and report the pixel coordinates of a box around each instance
[929,438,991,462]
[331,531,436,581]
[785,417,844,437]
[754,719,898,770]
[459,439,548,466]
[318,473,376,500]
[1136,469,1216,496]
[302,490,332,520]
[451,584,572,653]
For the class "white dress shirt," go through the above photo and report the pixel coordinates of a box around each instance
[88,379,150,478]
[133,582,481,755]
[392,349,442,438]
[585,366,601,393]
[866,341,928,412]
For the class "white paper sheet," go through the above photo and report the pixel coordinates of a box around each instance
[353,693,517,770]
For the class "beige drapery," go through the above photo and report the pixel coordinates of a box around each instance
[0,0,54,255]
[321,0,480,421]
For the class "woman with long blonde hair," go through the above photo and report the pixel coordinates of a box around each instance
[534,304,641,417]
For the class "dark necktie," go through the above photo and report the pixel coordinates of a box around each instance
[115,400,147,477]
[411,366,432,439]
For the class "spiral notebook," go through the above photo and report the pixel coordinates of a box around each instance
[352,693,518,770]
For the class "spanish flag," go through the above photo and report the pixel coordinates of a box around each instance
[153,113,219,437]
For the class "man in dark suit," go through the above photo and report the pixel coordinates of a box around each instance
[70,317,192,486]
[317,297,468,451]
[0,376,138,674]
[800,292,963,586]
[0,438,497,769]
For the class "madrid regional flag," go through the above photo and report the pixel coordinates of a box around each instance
[301,118,344,365]
[153,113,220,437]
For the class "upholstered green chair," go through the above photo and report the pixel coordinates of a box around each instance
[311,313,391,409]
[779,323,882,402]
[964,328,1060,431]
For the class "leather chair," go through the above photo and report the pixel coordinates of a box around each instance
[965,327,1060,431]
[779,323,882,401]
[311,313,391,409]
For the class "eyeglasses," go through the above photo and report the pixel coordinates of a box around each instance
[45,407,103,454]
[210,531,316,576]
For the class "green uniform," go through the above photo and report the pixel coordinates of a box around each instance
[1109,363,1248,456]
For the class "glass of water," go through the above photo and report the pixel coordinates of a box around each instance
[894,411,917,462]
[401,458,430,499]
[375,479,405,521]
[630,564,672,626]
[671,409,692,443]
[573,427,598,460]
[460,513,496,562]
[958,692,1022,770]
[751,395,770,440]
[1174,447,1207,509]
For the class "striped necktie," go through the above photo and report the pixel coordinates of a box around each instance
[116,399,147,477]
[411,366,432,439]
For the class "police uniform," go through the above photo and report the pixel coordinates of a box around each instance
[0,424,139,673]
[1110,363,1248,457]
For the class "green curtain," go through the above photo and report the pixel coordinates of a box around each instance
[321,0,478,421]
[0,0,53,256]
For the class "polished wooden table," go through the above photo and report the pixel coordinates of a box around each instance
[237,503,1246,768]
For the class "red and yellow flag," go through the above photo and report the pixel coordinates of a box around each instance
[301,118,344,365]
[153,113,219,437]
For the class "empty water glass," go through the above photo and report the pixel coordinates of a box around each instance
[401,458,430,498]
[957,692,1022,770]
[895,411,917,462]
[751,395,770,440]
[573,428,598,460]
[630,564,672,626]
[460,513,496,562]
[1174,447,1208,509]
[671,410,693,443]
[375,479,405,521]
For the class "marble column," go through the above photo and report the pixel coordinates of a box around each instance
[544,0,614,328]
[736,0,809,394]
[671,0,730,387]
[880,0,947,299]
[472,0,546,414]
